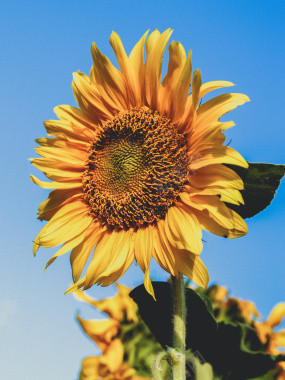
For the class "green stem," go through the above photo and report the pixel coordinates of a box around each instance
[172,274,186,380]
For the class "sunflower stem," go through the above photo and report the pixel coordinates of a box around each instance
[171,273,186,380]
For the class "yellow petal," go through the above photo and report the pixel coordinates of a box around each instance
[145,29,161,56]
[267,303,285,328]
[179,81,235,130]
[100,338,124,372]
[30,174,81,190]
[159,41,187,115]
[235,299,261,322]
[184,194,235,229]
[43,116,95,143]
[145,29,173,109]
[191,68,202,117]
[188,164,243,190]
[180,193,248,237]
[199,80,235,99]
[188,120,234,151]
[219,189,244,205]
[95,230,135,287]
[72,71,114,120]
[84,228,134,289]
[109,31,140,106]
[213,285,228,302]
[188,186,244,206]
[74,284,137,323]
[44,231,86,270]
[54,104,96,126]
[90,43,128,110]
[129,30,149,104]
[175,249,209,288]
[65,276,86,294]
[171,50,192,123]
[274,331,285,347]
[79,356,100,379]
[134,225,155,299]
[165,204,202,254]
[33,200,92,255]
[189,146,248,170]
[31,158,84,182]
[77,313,119,352]
[37,189,81,221]
[190,93,250,133]
[152,220,176,276]
[35,136,88,150]
[70,222,107,283]
[35,144,87,163]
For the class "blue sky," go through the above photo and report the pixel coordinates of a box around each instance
[0,1,284,379]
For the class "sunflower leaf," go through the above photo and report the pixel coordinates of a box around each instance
[204,322,285,379]
[246,368,285,380]
[130,283,285,379]
[225,163,285,218]
[129,282,217,351]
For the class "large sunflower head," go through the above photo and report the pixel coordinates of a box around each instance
[31,29,249,298]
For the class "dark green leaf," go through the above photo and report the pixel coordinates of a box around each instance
[247,368,285,380]
[130,282,285,379]
[225,163,285,218]
[129,282,217,351]
[206,322,283,379]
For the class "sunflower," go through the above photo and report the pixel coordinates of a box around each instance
[31,29,248,298]
[79,339,148,380]
[75,283,138,322]
[254,303,285,350]
[254,303,285,379]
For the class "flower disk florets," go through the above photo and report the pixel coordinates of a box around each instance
[83,107,189,229]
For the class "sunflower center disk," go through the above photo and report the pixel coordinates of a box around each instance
[83,107,189,229]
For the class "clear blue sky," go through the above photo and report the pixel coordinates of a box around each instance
[0,1,284,379]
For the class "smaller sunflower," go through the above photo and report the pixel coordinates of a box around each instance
[79,339,147,380]
[255,303,285,349]
[32,29,249,298]
[254,303,285,380]
[75,283,138,322]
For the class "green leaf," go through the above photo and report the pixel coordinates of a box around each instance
[130,282,285,379]
[186,354,214,380]
[246,368,284,380]
[225,163,285,218]
[119,317,162,377]
[129,282,217,351]
[206,322,283,379]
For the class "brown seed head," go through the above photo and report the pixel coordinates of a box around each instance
[83,107,189,229]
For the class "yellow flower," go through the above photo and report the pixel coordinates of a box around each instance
[75,283,138,323]
[79,339,148,380]
[76,314,120,352]
[208,284,260,323]
[209,284,229,303]
[234,299,260,323]
[255,303,285,350]
[32,29,248,298]
[255,303,285,379]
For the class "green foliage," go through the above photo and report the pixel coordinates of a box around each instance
[225,163,285,218]
[130,282,217,352]
[119,312,166,377]
[130,282,285,380]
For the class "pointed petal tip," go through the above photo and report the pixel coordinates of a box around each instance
[144,278,156,301]
[33,240,40,256]
[64,285,75,295]
[65,277,86,295]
